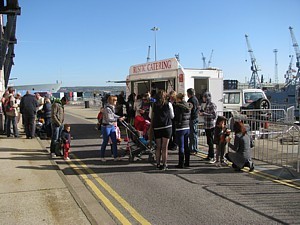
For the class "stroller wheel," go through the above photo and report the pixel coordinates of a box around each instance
[148,155,155,162]
[128,155,134,162]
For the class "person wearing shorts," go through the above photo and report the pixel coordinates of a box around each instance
[150,90,174,171]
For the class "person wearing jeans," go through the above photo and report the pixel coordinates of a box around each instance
[173,93,191,168]
[50,97,68,157]
[50,123,63,155]
[100,95,124,161]
[100,124,118,159]
[187,88,199,154]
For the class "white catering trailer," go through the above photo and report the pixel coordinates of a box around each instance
[126,57,224,110]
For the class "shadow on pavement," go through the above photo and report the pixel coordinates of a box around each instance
[69,123,100,140]
[16,165,60,170]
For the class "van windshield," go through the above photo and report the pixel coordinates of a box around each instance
[244,92,264,103]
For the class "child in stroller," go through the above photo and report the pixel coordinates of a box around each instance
[134,115,150,140]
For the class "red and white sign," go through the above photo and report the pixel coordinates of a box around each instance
[129,58,179,75]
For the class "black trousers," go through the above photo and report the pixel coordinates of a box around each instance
[205,127,215,158]
[23,115,36,138]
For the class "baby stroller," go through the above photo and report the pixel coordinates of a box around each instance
[120,120,155,162]
[35,118,48,139]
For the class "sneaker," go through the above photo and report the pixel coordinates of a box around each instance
[162,164,168,171]
[191,150,200,155]
[64,157,70,160]
[114,157,121,161]
[249,163,255,172]
[100,158,106,162]
[156,164,162,170]
[51,153,57,158]
[208,158,215,164]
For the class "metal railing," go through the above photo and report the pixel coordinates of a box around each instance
[198,108,300,173]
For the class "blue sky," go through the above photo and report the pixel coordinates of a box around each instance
[11,0,300,87]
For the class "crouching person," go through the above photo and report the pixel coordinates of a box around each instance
[225,121,254,172]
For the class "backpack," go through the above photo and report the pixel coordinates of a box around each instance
[4,96,13,113]
[96,111,103,130]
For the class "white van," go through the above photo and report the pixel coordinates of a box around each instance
[223,89,270,113]
[126,57,224,110]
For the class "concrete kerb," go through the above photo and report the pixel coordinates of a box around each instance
[36,138,95,225]
[36,137,116,225]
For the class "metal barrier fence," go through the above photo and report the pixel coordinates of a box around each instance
[198,108,300,173]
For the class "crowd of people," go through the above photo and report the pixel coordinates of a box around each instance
[1,86,255,171]
[1,87,71,160]
[99,88,255,172]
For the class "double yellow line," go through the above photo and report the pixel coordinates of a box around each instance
[195,152,300,190]
[67,156,151,225]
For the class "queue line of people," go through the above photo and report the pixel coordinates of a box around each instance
[99,88,255,172]
[1,86,254,171]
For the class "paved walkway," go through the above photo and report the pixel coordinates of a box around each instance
[0,125,115,225]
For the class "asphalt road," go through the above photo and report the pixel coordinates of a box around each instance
[43,108,300,225]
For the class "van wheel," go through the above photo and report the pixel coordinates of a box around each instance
[255,98,270,110]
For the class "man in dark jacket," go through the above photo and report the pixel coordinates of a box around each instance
[115,91,126,117]
[187,88,200,154]
[20,90,39,139]
[42,97,52,138]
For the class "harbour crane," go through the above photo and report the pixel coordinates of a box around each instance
[284,55,294,85]
[265,27,300,120]
[288,26,300,110]
[201,52,206,68]
[289,26,300,82]
[207,49,214,68]
[245,34,261,89]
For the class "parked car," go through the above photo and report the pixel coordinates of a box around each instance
[223,89,271,131]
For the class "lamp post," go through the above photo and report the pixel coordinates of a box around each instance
[151,26,159,61]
